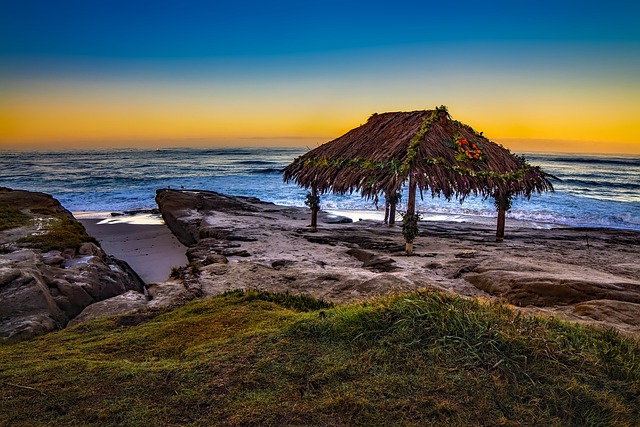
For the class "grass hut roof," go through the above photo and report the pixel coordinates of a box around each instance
[283,106,554,200]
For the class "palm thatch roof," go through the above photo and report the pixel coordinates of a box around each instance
[283,106,554,201]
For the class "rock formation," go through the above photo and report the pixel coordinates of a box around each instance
[0,188,144,342]
[156,189,640,336]
[155,189,423,304]
[6,187,636,340]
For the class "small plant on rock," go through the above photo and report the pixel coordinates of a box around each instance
[304,192,320,211]
[401,211,421,243]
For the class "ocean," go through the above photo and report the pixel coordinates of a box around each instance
[1,147,639,231]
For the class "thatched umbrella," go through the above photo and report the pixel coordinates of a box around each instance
[283,106,554,252]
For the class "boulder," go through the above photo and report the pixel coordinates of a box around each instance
[68,291,149,327]
[53,279,95,317]
[0,271,67,342]
[147,280,195,309]
[41,251,65,266]
[78,242,103,257]
[0,313,60,343]
[0,272,64,320]
[0,267,21,287]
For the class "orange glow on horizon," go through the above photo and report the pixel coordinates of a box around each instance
[1,77,639,154]
[2,107,639,155]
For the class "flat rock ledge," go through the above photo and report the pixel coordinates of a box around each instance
[156,189,640,336]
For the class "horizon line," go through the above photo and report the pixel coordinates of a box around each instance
[1,145,638,157]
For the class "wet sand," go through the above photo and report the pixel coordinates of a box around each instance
[79,218,188,284]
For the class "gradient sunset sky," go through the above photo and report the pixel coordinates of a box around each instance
[1,0,639,154]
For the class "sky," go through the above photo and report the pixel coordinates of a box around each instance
[1,0,639,154]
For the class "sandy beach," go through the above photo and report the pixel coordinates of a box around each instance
[78,216,187,284]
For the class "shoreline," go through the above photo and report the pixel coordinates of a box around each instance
[324,209,562,230]
[73,207,636,232]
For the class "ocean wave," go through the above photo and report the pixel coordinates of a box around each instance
[233,160,278,165]
[528,154,640,168]
[252,167,284,174]
[557,178,640,190]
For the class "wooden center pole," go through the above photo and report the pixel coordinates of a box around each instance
[405,176,417,254]
[496,208,506,242]
[383,198,390,224]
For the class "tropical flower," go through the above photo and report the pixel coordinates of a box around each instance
[454,136,483,161]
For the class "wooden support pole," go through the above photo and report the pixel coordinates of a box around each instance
[383,200,390,224]
[494,191,510,242]
[389,200,396,225]
[405,176,417,254]
[496,208,506,242]
[310,186,318,230]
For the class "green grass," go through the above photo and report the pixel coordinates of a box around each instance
[1,289,638,426]
[0,203,94,252]
[223,288,334,311]
[0,208,31,231]
[17,214,95,252]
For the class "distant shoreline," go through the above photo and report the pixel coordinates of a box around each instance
[72,207,639,233]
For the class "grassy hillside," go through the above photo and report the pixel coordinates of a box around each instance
[1,289,638,426]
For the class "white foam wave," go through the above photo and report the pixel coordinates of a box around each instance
[96,214,165,226]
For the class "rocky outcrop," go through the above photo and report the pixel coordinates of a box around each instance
[0,188,145,342]
[155,189,357,271]
[154,189,440,304]
[155,189,640,336]
[155,189,352,247]
[66,281,199,327]
[460,257,640,335]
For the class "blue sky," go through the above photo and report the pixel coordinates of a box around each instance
[2,1,638,58]
[1,0,639,153]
